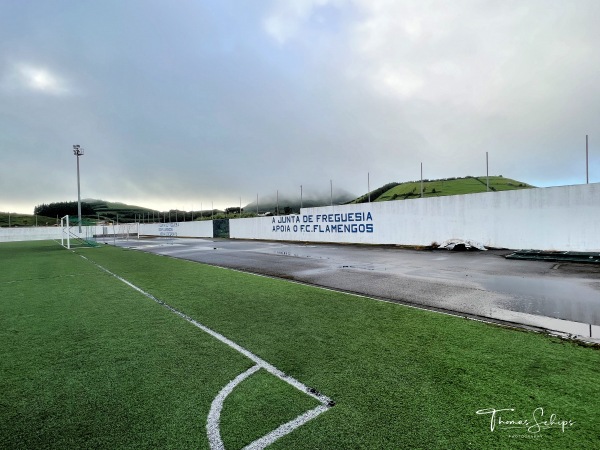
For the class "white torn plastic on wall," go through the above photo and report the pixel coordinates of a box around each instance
[438,239,487,251]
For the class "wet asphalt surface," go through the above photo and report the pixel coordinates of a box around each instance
[106,237,600,338]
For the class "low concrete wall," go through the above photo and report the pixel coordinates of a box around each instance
[3,183,597,250]
[0,226,62,242]
[0,221,214,243]
[230,183,600,251]
[0,225,108,243]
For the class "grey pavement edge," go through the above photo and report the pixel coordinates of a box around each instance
[103,237,600,345]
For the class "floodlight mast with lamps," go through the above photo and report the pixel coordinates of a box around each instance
[73,145,84,233]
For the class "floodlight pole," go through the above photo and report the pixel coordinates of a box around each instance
[586,135,589,184]
[300,185,303,209]
[368,173,370,203]
[420,163,423,198]
[73,145,84,233]
[486,152,489,192]
[330,180,333,206]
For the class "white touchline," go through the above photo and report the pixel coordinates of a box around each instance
[77,254,333,449]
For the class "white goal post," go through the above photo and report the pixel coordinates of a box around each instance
[59,214,99,249]
[60,215,71,249]
[113,222,138,240]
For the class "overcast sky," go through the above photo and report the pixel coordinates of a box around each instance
[1,0,598,214]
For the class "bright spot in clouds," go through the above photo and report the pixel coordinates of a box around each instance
[376,66,424,98]
[263,0,346,43]
[3,64,70,95]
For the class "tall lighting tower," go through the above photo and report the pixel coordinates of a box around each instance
[73,145,84,233]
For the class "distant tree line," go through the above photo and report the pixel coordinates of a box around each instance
[34,201,95,218]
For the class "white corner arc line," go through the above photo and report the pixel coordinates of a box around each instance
[207,365,261,450]
[77,254,333,448]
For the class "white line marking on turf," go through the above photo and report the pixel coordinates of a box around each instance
[77,254,332,449]
[207,365,261,450]
[243,404,329,450]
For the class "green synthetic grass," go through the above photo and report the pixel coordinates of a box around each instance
[220,369,320,449]
[1,241,599,449]
[0,241,254,449]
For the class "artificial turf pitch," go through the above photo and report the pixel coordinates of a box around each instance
[1,240,598,449]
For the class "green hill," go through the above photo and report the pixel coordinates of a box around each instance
[30,199,162,224]
[8,176,534,228]
[84,200,221,221]
[349,176,534,203]
[243,194,355,215]
[0,213,57,227]
[83,199,158,216]
[31,199,217,224]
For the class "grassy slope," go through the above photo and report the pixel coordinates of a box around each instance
[83,200,159,221]
[84,200,217,221]
[351,176,534,203]
[85,199,157,213]
[0,213,56,227]
[1,241,598,449]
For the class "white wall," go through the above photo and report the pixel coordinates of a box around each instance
[0,221,214,242]
[230,183,600,251]
[0,226,62,242]
[138,221,213,238]
[3,184,598,250]
[0,225,108,243]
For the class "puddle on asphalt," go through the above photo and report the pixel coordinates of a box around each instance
[340,265,376,271]
[479,276,600,324]
[275,250,328,260]
[276,251,301,257]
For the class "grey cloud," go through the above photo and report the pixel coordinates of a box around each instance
[0,0,598,214]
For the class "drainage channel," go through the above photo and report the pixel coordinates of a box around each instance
[506,250,600,264]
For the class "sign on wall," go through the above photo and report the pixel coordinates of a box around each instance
[158,223,179,236]
[272,212,374,234]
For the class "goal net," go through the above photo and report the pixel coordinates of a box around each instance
[113,222,138,240]
[60,215,99,249]
[95,221,139,245]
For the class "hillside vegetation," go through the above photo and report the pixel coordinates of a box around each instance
[32,199,161,224]
[83,199,157,220]
[82,199,224,222]
[6,176,534,227]
[0,213,56,227]
[349,176,534,203]
[28,199,221,224]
